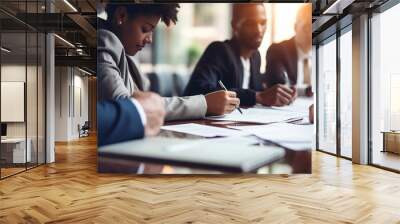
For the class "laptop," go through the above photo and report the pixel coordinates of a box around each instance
[98,136,285,173]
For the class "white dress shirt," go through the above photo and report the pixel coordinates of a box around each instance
[296,46,312,96]
[240,57,251,89]
[129,98,147,126]
[296,46,312,86]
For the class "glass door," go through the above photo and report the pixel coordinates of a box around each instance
[317,35,337,155]
[0,15,28,177]
[339,27,352,159]
[0,0,46,179]
[370,2,400,171]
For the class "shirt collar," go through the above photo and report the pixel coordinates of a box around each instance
[295,43,312,60]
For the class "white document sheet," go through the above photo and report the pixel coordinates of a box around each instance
[228,123,314,150]
[271,97,314,114]
[165,135,262,152]
[206,108,303,124]
[161,123,247,137]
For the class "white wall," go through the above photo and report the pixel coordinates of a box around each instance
[55,66,70,141]
[54,67,89,141]
[1,63,46,164]
[1,65,32,138]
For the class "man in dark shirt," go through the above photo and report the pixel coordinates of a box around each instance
[184,3,296,107]
[265,4,313,97]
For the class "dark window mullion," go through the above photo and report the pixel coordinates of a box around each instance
[25,0,28,171]
[336,25,341,157]
[36,0,39,168]
[367,10,373,165]
[316,44,320,150]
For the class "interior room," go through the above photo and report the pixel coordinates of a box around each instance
[0,0,96,179]
[0,0,399,223]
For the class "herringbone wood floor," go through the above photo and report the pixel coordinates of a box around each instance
[1,135,400,224]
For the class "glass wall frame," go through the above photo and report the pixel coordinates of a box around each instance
[315,22,353,160]
[369,0,400,173]
[0,0,47,179]
[339,25,353,159]
[316,34,337,156]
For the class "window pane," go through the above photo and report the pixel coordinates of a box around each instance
[1,31,28,177]
[371,3,400,171]
[27,31,38,169]
[317,37,337,154]
[38,32,45,165]
[339,29,352,158]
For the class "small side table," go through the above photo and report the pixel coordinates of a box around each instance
[381,131,400,154]
[0,138,32,164]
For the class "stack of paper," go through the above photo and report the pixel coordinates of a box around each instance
[271,97,313,114]
[161,123,247,137]
[228,123,314,150]
[206,107,303,124]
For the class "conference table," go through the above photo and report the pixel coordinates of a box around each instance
[98,118,312,174]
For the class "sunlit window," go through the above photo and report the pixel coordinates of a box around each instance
[317,36,337,155]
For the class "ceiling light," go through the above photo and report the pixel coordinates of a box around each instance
[54,34,75,48]
[323,0,355,15]
[1,47,11,53]
[78,67,92,76]
[63,0,78,12]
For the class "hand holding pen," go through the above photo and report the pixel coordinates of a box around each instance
[218,80,243,114]
[283,71,297,104]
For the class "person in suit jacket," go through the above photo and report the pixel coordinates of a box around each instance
[265,4,313,97]
[98,3,240,121]
[97,91,165,146]
[184,3,296,107]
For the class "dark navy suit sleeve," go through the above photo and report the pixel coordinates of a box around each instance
[184,42,226,96]
[265,43,286,87]
[97,99,145,146]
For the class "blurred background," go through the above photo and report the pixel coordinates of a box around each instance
[98,3,306,97]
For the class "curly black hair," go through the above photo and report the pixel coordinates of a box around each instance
[105,3,180,26]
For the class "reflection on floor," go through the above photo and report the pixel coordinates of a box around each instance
[373,150,400,171]
[0,135,400,223]
[0,162,44,178]
[1,167,25,177]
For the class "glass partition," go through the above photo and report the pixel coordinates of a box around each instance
[317,36,337,155]
[339,28,352,158]
[0,0,46,179]
[370,2,400,171]
[0,3,28,177]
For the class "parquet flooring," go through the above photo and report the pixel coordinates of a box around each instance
[1,135,400,223]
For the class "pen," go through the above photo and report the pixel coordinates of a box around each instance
[218,80,243,114]
[283,71,295,105]
[283,70,290,87]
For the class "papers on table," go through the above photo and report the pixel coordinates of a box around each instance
[162,103,314,151]
[161,122,313,151]
[271,97,313,114]
[161,123,247,137]
[165,135,261,152]
[228,123,314,151]
[200,135,260,145]
[206,107,303,124]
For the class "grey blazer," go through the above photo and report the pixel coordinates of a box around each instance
[97,28,207,121]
